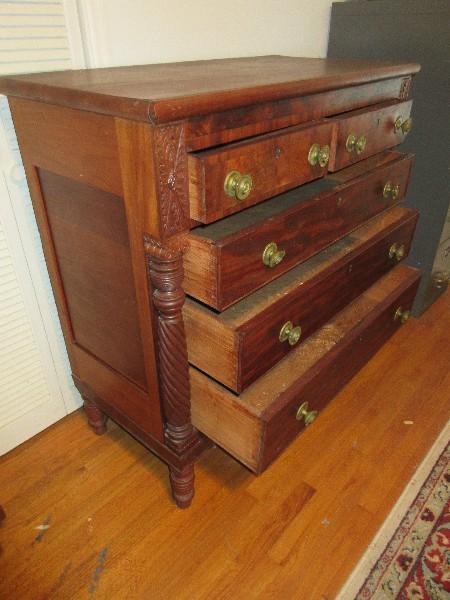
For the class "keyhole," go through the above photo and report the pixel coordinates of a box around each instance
[275,147,282,159]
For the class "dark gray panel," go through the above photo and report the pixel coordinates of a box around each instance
[328,0,450,314]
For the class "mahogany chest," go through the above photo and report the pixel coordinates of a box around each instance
[0,56,421,507]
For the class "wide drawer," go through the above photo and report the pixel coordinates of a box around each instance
[184,206,418,392]
[190,265,421,473]
[328,100,413,171]
[188,121,333,223]
[184,150,414,310]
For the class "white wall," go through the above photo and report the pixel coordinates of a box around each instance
[0,0,85,455]
[78,0,337,68]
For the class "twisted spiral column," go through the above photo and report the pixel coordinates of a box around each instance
[144,236,196,455]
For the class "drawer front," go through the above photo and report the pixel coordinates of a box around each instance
[328,100,413,171]
[188,121,333,223]
[259,267,421,471]
[187,152,413,311]
[238,210,418,391]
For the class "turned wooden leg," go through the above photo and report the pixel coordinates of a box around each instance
[83,397,108,435]
[168,463,195,509]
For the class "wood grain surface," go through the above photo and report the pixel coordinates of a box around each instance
[185,78,411,151]
[39,169,147,389]
[328,99,413,171]
[190,266,421,471]
[9,97,123,196]
[184,151,414,309]
[1,289,448,600]
[184,207,419,392]
[188,121,333,222]
[0,56,420,123]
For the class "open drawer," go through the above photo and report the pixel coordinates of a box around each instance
[184,206,419,392]
[184,150,414,310]
[190,265,421,473]
[188,120,333,223]
[327,99,413,171]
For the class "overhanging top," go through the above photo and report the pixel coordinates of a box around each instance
[0,55,420,124]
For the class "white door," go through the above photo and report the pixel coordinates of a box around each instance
[0,0,86,454]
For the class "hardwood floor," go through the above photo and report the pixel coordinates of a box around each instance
[1,290,449,600]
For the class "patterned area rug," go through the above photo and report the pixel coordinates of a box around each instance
[356,442,450,599]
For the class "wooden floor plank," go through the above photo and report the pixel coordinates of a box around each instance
[0,291,449,600]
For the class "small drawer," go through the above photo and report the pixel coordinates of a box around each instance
[190,265,421,473]
[328,100,413,171]
[188,121,333,223]
[184,150,414,310]
[184,206,419,393]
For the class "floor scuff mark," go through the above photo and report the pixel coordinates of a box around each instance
[89,547,108,594]
[33,516,51,544]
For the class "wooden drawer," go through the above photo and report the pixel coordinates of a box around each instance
[188,121,333,223]
[190,265,421,473]
[184,150,414,310]
[328,100,413,171]
[184,206,418,392]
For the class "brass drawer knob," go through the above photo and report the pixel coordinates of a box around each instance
[346,133,367,155]
[394,116,412,135]
[279,321,302,346]
[262,242,286,268]
[389,242,406,262]
[383,181,400,200]
[394,306,411,324]
[224,170,253,201]
[308,143,330,168]
[296,401,318,426]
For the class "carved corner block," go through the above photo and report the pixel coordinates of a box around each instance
[144,236,197,456]
[153,124,190,239]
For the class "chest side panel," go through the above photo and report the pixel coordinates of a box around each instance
[9,97,164,440]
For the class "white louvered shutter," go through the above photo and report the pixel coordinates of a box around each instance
[0,0,84,454]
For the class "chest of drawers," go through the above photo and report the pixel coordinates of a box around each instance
[0,56,421,508]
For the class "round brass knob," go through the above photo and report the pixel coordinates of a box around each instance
[308,143,330,167]
[318,144,330,167]
[279,321,302,346]
[383,181,401,200]
[296,401,318,426]
[389,242,406,262]
[355,135,366,154]
[394,116,412,135]
[224,170,253,201]
[346,133,367,155]
[262,242,286,268]
[394,306,411,324]
[346,134,356,153]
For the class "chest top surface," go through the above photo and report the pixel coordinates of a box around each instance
[0,55,420,124]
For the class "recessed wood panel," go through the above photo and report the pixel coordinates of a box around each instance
[39,169,147,389]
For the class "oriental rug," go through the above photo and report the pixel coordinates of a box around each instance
[338,425,450,600]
